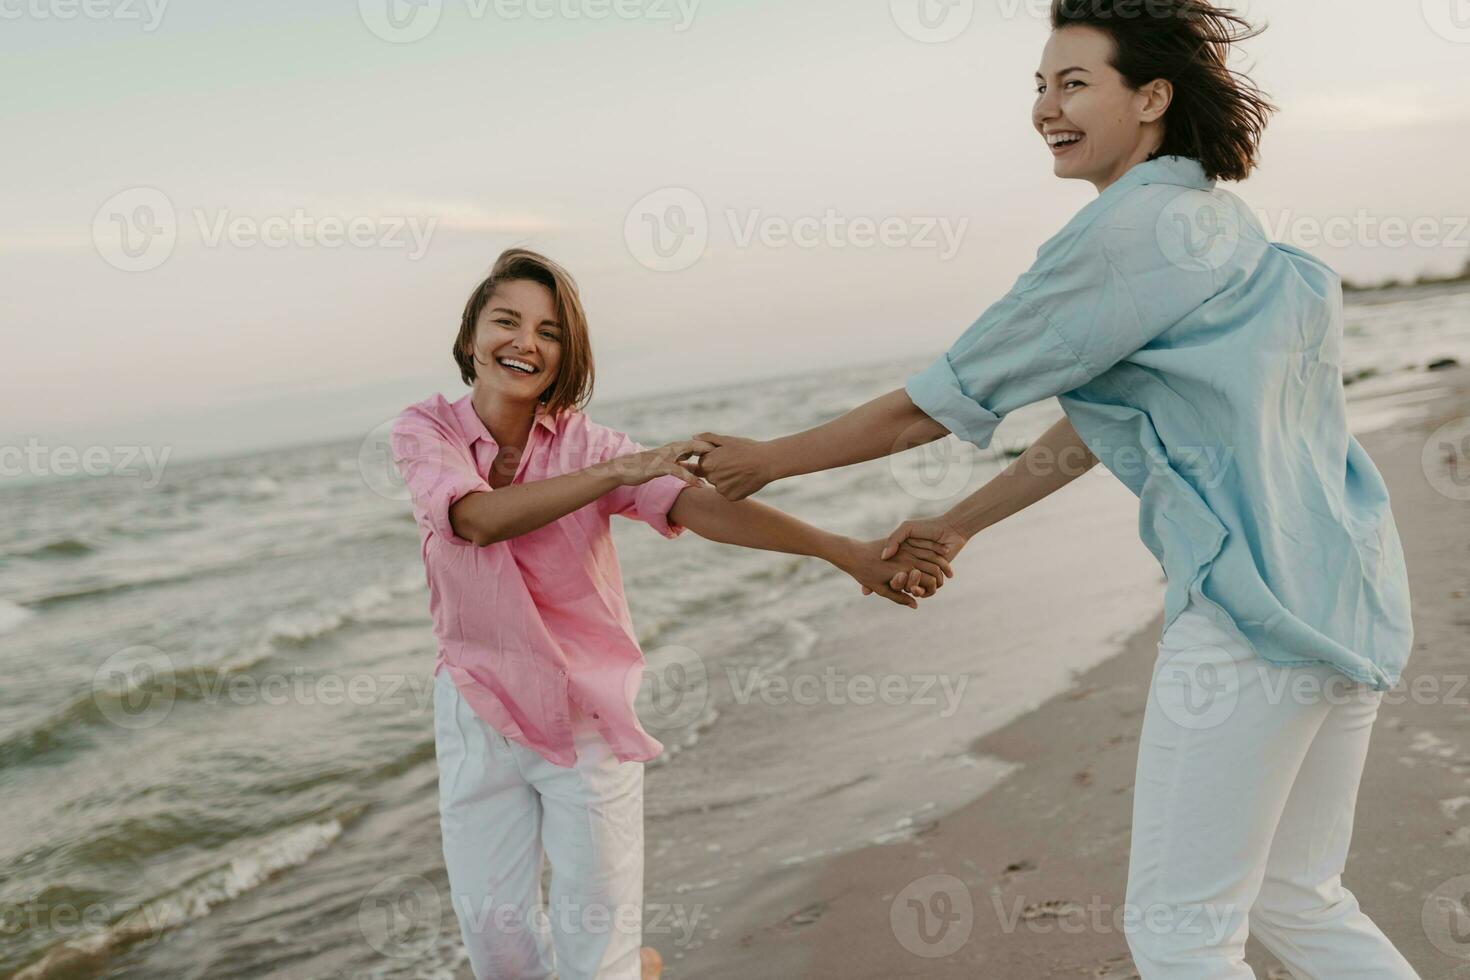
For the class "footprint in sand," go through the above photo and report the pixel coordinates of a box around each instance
[783,902,826,928]
[1090,953,1140,979]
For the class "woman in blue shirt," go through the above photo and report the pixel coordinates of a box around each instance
[691,1,1421,976]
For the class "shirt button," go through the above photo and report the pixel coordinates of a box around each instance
[558,669,567,677]
[592,713,600,719]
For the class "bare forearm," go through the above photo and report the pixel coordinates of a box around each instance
[669,487,850,565]
[945,415,1098,537]
[450,464,621,546]
[764,389,950,481]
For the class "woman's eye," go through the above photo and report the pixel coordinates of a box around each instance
[1066,80,1085,89]
[540,331,560,341]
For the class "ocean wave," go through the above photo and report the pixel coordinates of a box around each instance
[25,572,195,610]
[12,536,96,560]
[13,810,360,980]
[260,570,425,647]
[0,660,251,770]
[0,572,428,770]
[0,657,286,770]
[187,475,284,505]
[0,599,36,634]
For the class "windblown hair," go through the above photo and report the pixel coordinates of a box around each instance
[453,248,595,416]
[1051,0,1277,181]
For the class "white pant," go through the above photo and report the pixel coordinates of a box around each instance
[433,669,645,980]
[1125,597,1422,979]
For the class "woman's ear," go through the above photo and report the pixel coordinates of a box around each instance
[1139,78,1173,123]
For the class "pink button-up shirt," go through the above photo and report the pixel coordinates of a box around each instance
[391,392,689,767]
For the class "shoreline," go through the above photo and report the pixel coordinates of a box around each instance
[675,364,1470,979]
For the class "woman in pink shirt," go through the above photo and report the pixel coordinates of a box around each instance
[391,248,952,980]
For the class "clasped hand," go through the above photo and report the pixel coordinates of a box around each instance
[687,432,970,609]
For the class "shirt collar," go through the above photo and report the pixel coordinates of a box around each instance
[1107,154,1214,196]
[452,392,558,447]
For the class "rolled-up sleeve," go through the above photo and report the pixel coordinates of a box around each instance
[598,431,688,539]
[390,410,492,546]
[907,188,1224,449]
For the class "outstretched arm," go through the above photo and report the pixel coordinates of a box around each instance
[878,414,1099,564]
[668,487,954,608]
[449,440,710,547]
[692,389,949,501]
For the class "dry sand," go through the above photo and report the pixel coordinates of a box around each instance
[675,365,1470,979]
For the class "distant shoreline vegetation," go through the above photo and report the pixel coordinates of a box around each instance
[1343,258,1470,294]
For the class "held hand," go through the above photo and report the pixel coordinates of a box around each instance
[860,518,968,598]
[606,440,715,489]
[880,516,969,564]
[685,432,773,502]
[839,538,952,609]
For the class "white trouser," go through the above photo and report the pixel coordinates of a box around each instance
[433,669,645,980]
[1125,597,1422,979]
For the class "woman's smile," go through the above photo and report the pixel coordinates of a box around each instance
[1046,130,1087,155]
[495,355,541,378]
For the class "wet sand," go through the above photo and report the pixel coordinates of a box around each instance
[678,365,1470,979]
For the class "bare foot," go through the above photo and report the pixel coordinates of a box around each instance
[640,946,663,980]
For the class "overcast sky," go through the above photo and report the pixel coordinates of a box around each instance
[4,0,1468,467]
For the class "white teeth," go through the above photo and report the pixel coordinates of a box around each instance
[1047,132,1084,146]
[498,357,537,374]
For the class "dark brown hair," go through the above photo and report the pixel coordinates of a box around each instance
[1051,0,1276,182]
[453,248,595,416]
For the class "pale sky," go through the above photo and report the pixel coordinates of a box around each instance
[3,0,1468,466]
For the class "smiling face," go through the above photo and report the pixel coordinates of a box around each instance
[1033,25,1171,192]
[467,278,564,407]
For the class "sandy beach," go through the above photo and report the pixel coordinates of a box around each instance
[670,364,1470,980]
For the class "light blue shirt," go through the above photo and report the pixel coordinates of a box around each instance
[906,155,1412,691]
